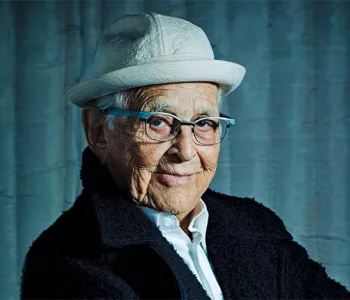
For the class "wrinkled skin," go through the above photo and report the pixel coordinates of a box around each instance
[82,82,220,232]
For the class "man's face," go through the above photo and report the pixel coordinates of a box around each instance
[104,82,220,219]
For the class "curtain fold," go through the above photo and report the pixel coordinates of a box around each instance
[0,2,17,300]
[0,1,349,299]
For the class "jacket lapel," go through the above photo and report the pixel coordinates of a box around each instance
[204,190,289,299]
[203,190,243,299]
[92,191,211,300]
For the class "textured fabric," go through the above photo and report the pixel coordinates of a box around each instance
[1,1,350,299]
[20,147,350,299]
[67,12,246,107]
[138,201,224,299]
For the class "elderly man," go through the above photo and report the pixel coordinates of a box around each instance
[21,12,350,300]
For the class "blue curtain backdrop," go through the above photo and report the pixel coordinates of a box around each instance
[0,0,349,299]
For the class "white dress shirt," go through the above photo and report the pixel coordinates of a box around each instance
[138,200,224,300]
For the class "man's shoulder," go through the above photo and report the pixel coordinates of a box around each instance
[26,192,101,259]
[204,189,293,240]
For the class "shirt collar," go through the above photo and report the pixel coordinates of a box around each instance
[137,200,209,238]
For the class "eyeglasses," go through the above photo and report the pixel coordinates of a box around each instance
[105,108,235,145]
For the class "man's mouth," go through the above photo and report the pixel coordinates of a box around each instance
[156,172,193,176]
[155,172,194,185]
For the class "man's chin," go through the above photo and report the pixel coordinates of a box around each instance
[149,192,199,214]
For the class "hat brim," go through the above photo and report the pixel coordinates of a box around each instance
[66,59,246,107]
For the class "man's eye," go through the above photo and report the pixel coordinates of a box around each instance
[197,120,208,127]
[198,120,218,128]
[196,119,219,129]
[147,115,173,128]
[150,118,163,127]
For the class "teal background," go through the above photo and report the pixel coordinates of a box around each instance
[0,0,349,299]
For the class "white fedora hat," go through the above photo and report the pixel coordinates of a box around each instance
[67,12,246,107]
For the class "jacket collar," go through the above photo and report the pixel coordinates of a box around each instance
[79,146,242,248]
[80,147,159,246]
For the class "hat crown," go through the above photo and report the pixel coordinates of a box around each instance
[87,13,215,77]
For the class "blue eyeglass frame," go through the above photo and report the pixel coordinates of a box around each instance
[105,108,236,144]
[106,108,235,126]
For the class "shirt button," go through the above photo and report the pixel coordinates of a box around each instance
[163,217,173,227]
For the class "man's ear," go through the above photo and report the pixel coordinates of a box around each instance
[82,105,108,159]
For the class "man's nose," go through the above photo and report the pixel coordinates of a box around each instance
[170,125,196,162]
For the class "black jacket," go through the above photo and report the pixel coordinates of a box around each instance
[21,147,350,299]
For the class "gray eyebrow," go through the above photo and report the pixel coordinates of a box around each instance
[148,102,170,112]
[148,102,219,116]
